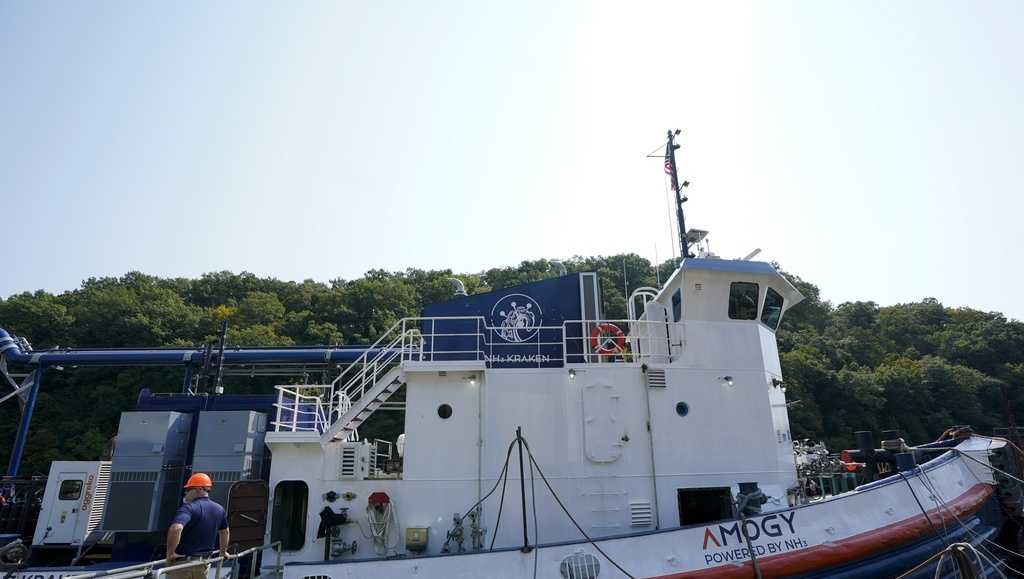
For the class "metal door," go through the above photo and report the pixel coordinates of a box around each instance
[227,481,269,550]
[44,472,86,544]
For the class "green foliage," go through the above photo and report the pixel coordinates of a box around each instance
[776,271,1024,451]
[1,258,1022,475]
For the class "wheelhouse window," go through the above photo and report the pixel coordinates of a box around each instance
[671,289,682,322]
[761,287,785,330]
[728,282,759,320]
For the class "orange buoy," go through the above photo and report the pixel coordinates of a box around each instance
[589,323,626,356]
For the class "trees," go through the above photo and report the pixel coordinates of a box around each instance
[1,260,1021,474]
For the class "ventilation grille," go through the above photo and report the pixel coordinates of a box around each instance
[645,369,667,388]
[300,575,331,579]
[207,471,242,483]
[629,500,653,527]
[560,553,600,579]
[86,462,112,533]
[339,446,357,479]
[111,471,159,482]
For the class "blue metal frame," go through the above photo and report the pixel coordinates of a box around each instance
[0,327,389,476]
[7,368,44,476]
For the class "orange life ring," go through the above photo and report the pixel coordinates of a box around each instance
[589,323,626,356]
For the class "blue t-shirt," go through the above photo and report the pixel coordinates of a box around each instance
[172,497,228,556]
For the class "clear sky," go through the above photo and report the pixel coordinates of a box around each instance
[2,1,1022,320]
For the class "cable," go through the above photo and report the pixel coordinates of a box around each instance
[894,543,957,579]
[458,439,517,526]
[529,446,539,579]
[520,438,636,579]
[900,472,949,549]
[919,475,1018,577]
[958,450,1024,486]
[922,463,1024,573]
[963,541,1010,579]
[977,436,1024,464]
[970,543,1011,579]
[488,452,512,550]
[663,173,677,261]
[917,468,1024,576]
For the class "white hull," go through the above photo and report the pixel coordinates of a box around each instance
[276,438,1000,579]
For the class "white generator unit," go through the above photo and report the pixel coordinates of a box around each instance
[32,461,111,547]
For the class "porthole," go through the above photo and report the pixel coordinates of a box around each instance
[675,402,689,417]
[437,404,453,419]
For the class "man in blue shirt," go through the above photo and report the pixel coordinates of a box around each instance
[165,473,229,579]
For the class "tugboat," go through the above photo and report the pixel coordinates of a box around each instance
[1,132,1023,578]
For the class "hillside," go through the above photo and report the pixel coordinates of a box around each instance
[1,255,1022,475]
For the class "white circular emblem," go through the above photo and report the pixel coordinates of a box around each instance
[490,293,543,343]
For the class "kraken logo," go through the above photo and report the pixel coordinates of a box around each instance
[491,294,543,343]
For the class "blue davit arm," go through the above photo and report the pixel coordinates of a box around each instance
[0,328,379,367]
[0,327,383,476]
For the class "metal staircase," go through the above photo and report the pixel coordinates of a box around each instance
[320,321,421,443]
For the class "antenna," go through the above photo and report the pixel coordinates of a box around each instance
[654,129,693,259]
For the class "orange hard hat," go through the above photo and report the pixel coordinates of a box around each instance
[184,473,213,489]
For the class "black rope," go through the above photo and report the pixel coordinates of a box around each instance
[458,439,516,526]
[488,448,513,550]
[529,449,539,579]
[520,438,636,579]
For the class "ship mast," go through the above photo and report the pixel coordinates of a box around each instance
[664,129,693,259]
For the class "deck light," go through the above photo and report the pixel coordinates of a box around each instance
[468,375,477,387]
[719,375,735,388]
[568,369,576,380]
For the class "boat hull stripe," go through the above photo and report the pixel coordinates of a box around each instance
[652,483,994,579]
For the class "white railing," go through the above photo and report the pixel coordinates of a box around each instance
[370,439,394,477]
[65,541,283,579]
[325,319,422,427]
[271,317,678,434]
[271,384,333,433]
[388,316,675,368]
[563,319,674,365]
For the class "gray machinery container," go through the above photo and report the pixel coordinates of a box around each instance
[191,411,267,507]
[102,411,192,532]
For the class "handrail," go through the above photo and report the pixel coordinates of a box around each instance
[330,323,415,420]
[271,385,334,432]
[330,318,408,390]
[272,316,681,438]
[64,541,282,579]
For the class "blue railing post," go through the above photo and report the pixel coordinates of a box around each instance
[7,367,45,476]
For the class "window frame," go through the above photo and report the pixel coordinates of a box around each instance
[760,287,785,330]
[671,289,683,322]
[728,282,760,321]
[271,480,309,551]
[58,479,84,501]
